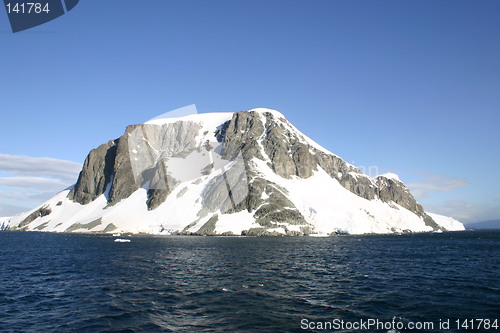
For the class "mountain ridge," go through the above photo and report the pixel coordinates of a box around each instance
[1,108,464,235]
[465,219,500,230]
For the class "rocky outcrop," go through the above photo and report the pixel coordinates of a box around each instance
[108,127,139,206]
[376,176,417,211]
[221,111,318,179]
[375,175,440,229]
[221,111,266,161]
[68,140,117,204]
[249,178,307,227]
[103,223,117,232]
[146,189,170,210]
[69,121,203,208]
[195,214,218,235]
[17,205,52,229]
[242,228,285,236]
[68,134,139,207]
[65,218,102,232]
[313,150,377,200]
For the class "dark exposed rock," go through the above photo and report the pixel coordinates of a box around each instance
[340,172,377,200]
[244,176,267,211]
[34,221,49,231]
[203,140,214,151]
[103,223,117,233]
[255,209,306,227]
[330,229,350,235]
[200,163,214,176]
[146,189,170,210]
[65,218,102,232]
[253,184,307,226]
[68,132,137,207]
[292,143,317,178]
[181,220,199,234]
[195,214,218,235]
[68,140,117,204]
[18,205,51,228]
[376,176,414,209]
[375,175,439,230]
[312,149,377,200]
[215,120,230,142]
[262,119,296,178]
[221,111,266,161]
[176,187,188,198]
[108,129,140,206]
[423,215,442,230]
[312,150,349,179]
[242,227,285,236]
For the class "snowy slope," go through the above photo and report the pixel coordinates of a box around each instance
[427,212,465,231]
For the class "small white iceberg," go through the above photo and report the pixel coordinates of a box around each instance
[114,238,131,243]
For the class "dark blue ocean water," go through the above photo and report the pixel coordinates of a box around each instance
[0,231,499,332]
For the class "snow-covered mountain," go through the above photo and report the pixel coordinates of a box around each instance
[2,108,464,235]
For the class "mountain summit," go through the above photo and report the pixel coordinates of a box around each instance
[2,108,464,235]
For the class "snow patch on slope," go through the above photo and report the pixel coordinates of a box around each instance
[215,210,260,235]
[378,172,401,182]
[427,212,465,231]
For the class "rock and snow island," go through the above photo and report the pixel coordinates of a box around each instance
[1,108,464,235]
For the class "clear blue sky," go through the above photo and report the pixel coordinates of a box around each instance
[1,0,499,222]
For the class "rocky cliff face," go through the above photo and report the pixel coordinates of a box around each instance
[68,140,116,204]
[374,175,440,230]
[5,108,462,235]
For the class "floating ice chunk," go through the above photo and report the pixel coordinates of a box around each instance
[114,238,131,242]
